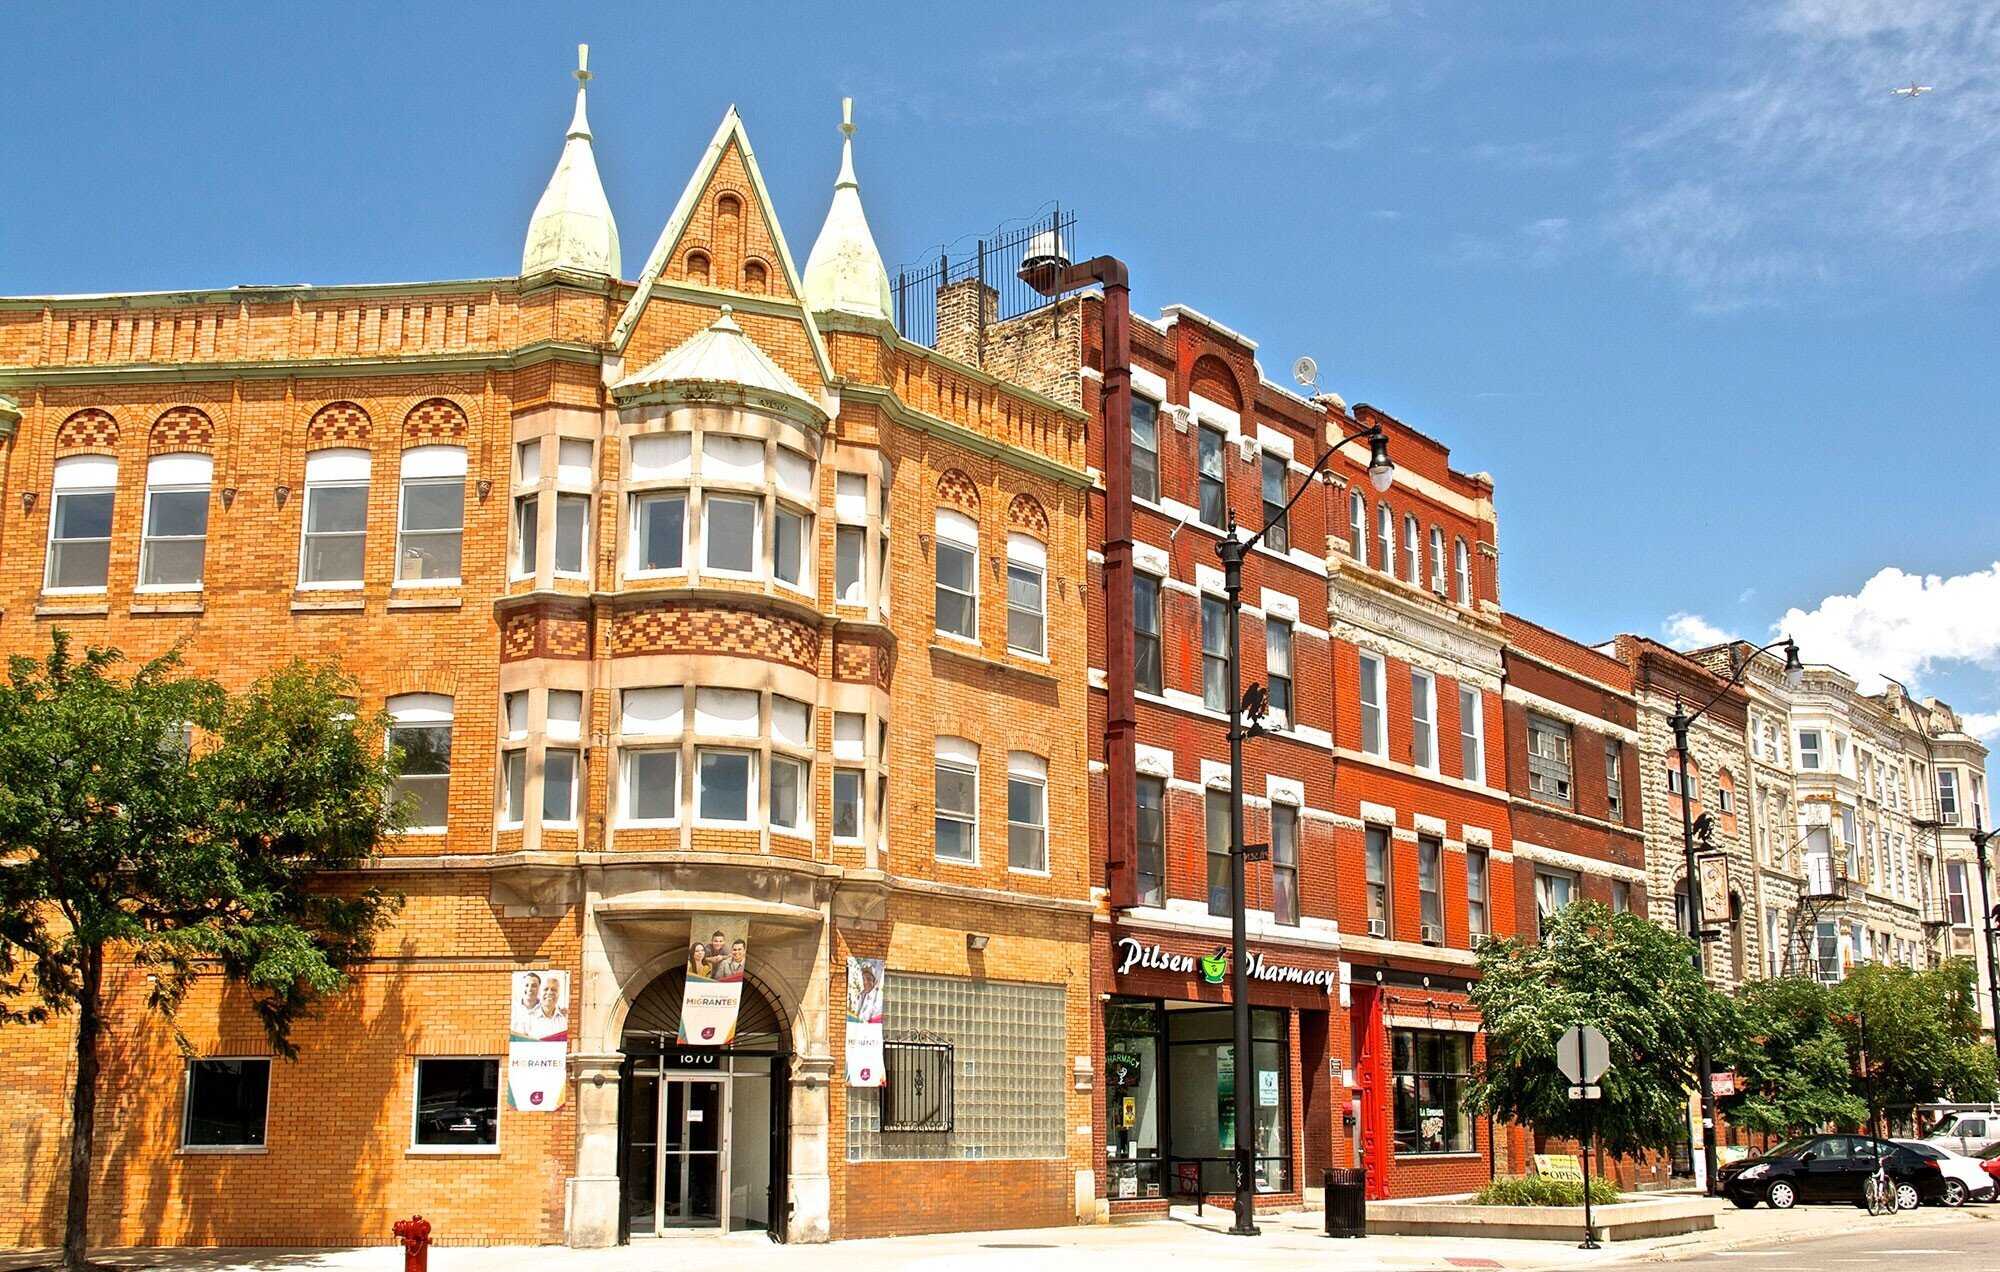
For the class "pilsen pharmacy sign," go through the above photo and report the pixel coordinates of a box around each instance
[1114,937,1336,995]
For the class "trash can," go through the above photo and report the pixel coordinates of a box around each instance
[1324,1168,1367,1238]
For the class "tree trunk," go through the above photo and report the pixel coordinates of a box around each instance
[63,943,103,1272]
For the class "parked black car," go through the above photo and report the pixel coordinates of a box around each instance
[1718,1134,1945,1211]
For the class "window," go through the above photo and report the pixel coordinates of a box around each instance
[1007,753,1048,872]
[543,749,579,824]
[703,494,758,574]
[1409,669,1436,771]
[1265,619,1292,729]
[1429,526,1445,591]
[1798,730,1822,770]
[934,508,978,640]
[1418,836,1443,942]
[1393,1030,1471,1154]
[623,748,679,823]
[411,1057,498,1150]
[1611,879,1632,914]
[881,1036,955,1132]
[1134,574,1163,695]
[773,505,808,588]
[1716,783,1734,814]
[1402,515,1419,584]
[1454,537,1471,604]
[1947,862,1970,926]
[1131,397,1160,503]
[934,737,978,863]
[387,694,452,832]
[512,493,539,577]
[632,491,686,573]
[182,1059,270,1149]
[1006,534,1046,656]
[1938,769,1960,824]
[1377,502,1394,575]
[553,439,591,576]
[836,525,865,603]
[1535,869,1576,938]
[1136,776,1166,907]
[298,450,369,586]
[832,768,863,840]
[1458,686,1483,783]
[501,749,527,825]
[1466,847,1489,938]
[45,455,116,591]
[1201,596,1230,713]
[1365,825,1390,936]
[1349,489,1367,565]
[1526,713,1572,806]
[1604,740,1624,819]
[1206,788,1231,916]
[1196,426,1226,527]
[1358,653,1386,756]
[1271,803,1298,925]
[395,446,465,583]
[140,453,211,588]
[769,754,806,832]
[1261,452,1289,552]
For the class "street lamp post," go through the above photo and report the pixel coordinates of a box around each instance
[1969,817,2000,1086]
[1216,417,1392,1236]
[1668,637,1803,1195]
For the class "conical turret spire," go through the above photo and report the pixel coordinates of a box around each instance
[803,98,894,322]
[521,44,622,278]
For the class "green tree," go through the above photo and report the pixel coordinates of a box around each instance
[1836,959,1997,1126]
[0,634,403,1271]
[1467,901,1740,1158]
[1721,975,1866,1137]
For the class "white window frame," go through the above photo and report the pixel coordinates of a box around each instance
[1006,752,1049,874]
[541,747,580,826]
[769,752,808,834]
[620,746,681,827]
[934,507,979,642]
[395,445,466,587]
[1402,514,1420,584]
[1409,668,1437,772]
[409,1056,501,1154]
[1264,618,1293,730]
[934,736,980,864]
[387,693,453,834]
[832,767,865,842]
[1458,685,1484,784]
[1453,537,1471,604]
[298,449,370,589]
[1005,533,1047,658]
[1376,501,1394,576]
[771,502,811,593]
[1938,769,1960,824]
[45,454,117,594]
[138,452,212,592]
[1798,730,1822,771]
[1358,652,1386,757]
[500,747,528,828]
[1429,526,1446,592]
[629,489,688,577]
[835,523,866,605]
[1271,800,1299,926]
[701,493,761,578]
[1349,489,1367,564]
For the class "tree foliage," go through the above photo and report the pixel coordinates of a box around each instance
[1721,975,1867,1136]
[1467,901,1739,1157]
[1835,960,1997,1115]
[0,633,404,1269]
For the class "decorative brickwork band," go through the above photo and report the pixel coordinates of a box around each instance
[402,396,470,443]
[148,406,214,454]
[499,608,591,663]
[609,604,820,672]
[54,408,120,455]
[935,467,980,513]
[1006,491,1049,538]
[832,631,896,690]
[306,401,373,448]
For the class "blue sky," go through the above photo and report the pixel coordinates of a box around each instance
[4,1,1996,737]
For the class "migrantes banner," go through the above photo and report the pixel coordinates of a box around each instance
[845,956,886,1087]
[507,969,569,1110]
[679,915,750,1045]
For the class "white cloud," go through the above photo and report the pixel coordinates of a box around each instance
[1450,216,1573,269]
[1663,612,1738,650]
[1774,562,2000,691]
[1737,586,1758,604]
[1962,710,2000,743]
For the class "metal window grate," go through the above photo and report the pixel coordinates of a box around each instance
[881,1033,954,1133]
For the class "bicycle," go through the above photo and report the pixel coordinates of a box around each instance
[1862,1160,1894,1216]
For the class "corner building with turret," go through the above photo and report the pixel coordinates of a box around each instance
[0,64,1097,1247]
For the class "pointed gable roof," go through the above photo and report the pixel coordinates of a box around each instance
[609,108,831,385]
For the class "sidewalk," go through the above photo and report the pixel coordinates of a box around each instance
[2,1201,1985,1272]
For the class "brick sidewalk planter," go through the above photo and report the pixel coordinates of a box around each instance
[1365,1195,1717,1242]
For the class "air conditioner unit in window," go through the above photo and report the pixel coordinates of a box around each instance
[1421,923,1443,945]
[1368,918,1386,937]
[1471,931,1492,948]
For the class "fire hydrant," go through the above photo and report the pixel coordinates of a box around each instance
[392,1215,432,1272]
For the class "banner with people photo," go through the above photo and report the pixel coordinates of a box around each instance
[679,915,750,1045]
[845,956,886,1087]
[507,969,569,1111]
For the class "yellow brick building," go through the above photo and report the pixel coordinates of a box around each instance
[0,59,1095,1248]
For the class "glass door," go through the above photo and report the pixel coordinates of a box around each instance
[661,1077,728,1230]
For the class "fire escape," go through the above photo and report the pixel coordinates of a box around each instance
[1785,838,1852,980]
[1912,794,1949,964]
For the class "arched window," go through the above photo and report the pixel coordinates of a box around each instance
[46,455,116,591]
[934,736,979,863]
[140,453,212,590]
[1454,537,1472,604]
[1007,752,1048,872]
[742,260,768,293]
[397,445,466,585]
[685,250,711,285]
[1005,532,1046,657]
[386,693,453,832]
[934,508,979,640]
[1376,501,1394,575]
[1429,526,1446,592]
[300,448,370,587]
[1402,515,1420,584]
[1349,489,1367,565]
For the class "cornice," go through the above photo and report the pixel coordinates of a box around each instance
[836,381,1092,490]
[0,340,603,388]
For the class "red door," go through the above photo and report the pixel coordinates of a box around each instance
[1350,985,1389,1199]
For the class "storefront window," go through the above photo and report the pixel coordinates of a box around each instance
[1392,1029,1472,1155]
[1105,1001,1163,1198]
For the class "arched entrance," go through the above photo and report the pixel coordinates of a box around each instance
[616,968,790,1240]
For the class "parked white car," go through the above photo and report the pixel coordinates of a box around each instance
[1923,1109,2000,1156]
[1892,1139,1996,1207]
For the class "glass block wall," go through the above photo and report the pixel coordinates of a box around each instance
[847,971,1067,1161]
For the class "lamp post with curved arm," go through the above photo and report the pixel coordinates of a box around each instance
[1968,816,2000,1085]
[1217,417,1392,1235]
[1670,636,1803,1194]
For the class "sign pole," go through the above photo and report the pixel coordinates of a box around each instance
[1579,1090,1599,1250]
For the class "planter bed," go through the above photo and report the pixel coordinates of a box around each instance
[1365,1194,1717,1242]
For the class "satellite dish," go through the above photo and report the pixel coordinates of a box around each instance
[1292,355,1318,390]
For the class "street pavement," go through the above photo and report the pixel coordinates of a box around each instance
[1,1199,1987,1271]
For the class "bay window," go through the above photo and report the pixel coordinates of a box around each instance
[703,495,758,574]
